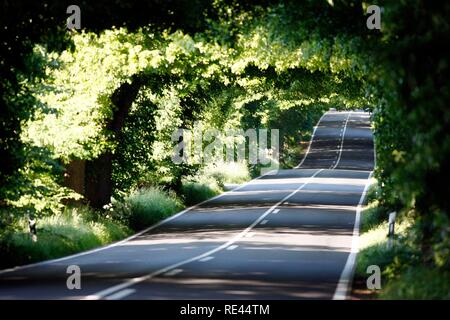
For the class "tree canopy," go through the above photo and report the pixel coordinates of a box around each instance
[1,0,449,279]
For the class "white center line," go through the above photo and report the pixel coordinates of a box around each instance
[199,256,214,262]
[331,112,351,169]
[164,268,183,276]
[105,289,136,300]
[226,245,238,250]
[260,220,269,225]
[273,209,280,214]
[83,169,324,300]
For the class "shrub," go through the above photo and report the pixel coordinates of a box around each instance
[203,162,250,186]
[181,182,220,207]
[381,267,450,299]
[123,187,182,231]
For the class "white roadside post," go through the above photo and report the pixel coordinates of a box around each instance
[387,211,396,249]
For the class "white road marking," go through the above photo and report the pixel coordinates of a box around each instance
[273,209,280,214]
[260,220,269,225]
[331,112,351,170]
[226,245,238,250]
[245,232,255,238]
[295,112,329,168]
[105,289,136,300]
[199,256,214,262]
[83,169,324,300]
[164,268,183,276]
[333,171,373,300]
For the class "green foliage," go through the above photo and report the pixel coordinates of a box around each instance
[356,212,419,278]
[116,188,182,231]
[380,267,450,300]
[203,162,251,186]
[360,200,388,234]
[182,182,220,207]
[370,0,450,268]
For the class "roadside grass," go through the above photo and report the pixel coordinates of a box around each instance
[181,162,251,206]
[181,182,220,207]
[203,162,251,186]
[380,266,450,299]
[360,200,388,233]
[0,163,251,269]
[355,193,449,299]
[118,187,183,231]
[356,213,414,278]
[0,206,131,269]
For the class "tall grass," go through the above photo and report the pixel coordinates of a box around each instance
[180,162,250,206]
[360,200,388,233]
[181,182,219,206]
[203,162,250,186]
[381,267,450,299]
[356,212,414,278]
[0,206,130,269]
[121,187,182,231]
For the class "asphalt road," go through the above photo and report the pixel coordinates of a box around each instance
[0,110,374,300]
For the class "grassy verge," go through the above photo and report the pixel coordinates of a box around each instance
[354,182,449,299]
[181,162,251,206]
[0,206,131,269]
[114,187,183,231]
[381,266,450,299]
[0,162,252,270]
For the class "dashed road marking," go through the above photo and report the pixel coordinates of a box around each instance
[199,256,214,262]
[164,268,183,276]
[106,289,136,300]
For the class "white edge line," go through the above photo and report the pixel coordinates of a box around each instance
[332,171,373,300]
[0,168,278,275]
[295,111,329,168]
[83,169,324,300]
[331,112,351,170]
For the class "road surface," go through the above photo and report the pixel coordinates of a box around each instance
[0,110,374,300]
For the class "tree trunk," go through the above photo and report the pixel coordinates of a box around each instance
[76,79,141,209]
[63,159,86,195]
